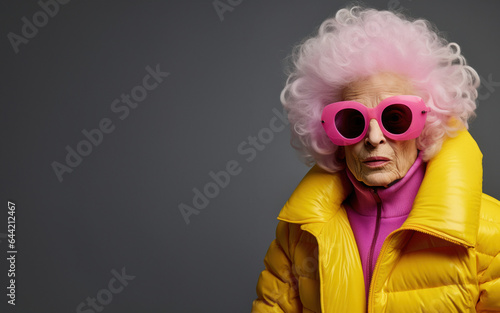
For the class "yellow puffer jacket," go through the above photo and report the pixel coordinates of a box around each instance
[252,130,500,313]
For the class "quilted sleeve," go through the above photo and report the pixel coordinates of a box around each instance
[252,221,302,313]
[477,252,500,312]
[476,194,500,312]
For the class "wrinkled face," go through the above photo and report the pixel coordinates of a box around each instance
[342,72,419,187]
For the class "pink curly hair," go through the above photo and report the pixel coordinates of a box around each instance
[280,6,480,173]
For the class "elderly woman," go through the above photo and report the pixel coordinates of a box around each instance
[252,7,500,313]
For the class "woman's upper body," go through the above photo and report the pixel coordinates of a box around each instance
[253,5,500,313]
[252,130,500,312]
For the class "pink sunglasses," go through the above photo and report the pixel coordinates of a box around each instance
[321,95,431,146]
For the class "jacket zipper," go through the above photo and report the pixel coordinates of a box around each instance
[367,225,470,312]
[368,189,382,288]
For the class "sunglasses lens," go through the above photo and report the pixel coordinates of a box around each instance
[335,109,365,139]
[382,104,412,134]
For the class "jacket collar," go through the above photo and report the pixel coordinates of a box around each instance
[278,130,483,247]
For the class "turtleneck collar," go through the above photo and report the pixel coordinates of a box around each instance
[345,153,426,218]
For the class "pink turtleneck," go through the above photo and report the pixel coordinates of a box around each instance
[344,153,426,299]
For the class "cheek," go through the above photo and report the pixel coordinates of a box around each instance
[344,144,364,174]
[392,140,418,170]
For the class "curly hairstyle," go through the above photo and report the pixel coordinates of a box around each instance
[280,6,480,173]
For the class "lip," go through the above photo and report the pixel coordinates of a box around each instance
[363,157,390,168]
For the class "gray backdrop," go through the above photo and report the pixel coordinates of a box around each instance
[1,0,499,312]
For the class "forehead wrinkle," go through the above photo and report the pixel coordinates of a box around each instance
[341,72,415,107]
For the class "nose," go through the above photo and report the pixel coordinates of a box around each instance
[365,119,386,146]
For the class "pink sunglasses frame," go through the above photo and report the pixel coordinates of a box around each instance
[321,95,431,146]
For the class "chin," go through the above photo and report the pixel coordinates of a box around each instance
[362,173,395,187]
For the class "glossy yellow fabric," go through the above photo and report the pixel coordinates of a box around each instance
[252,130,500,312]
